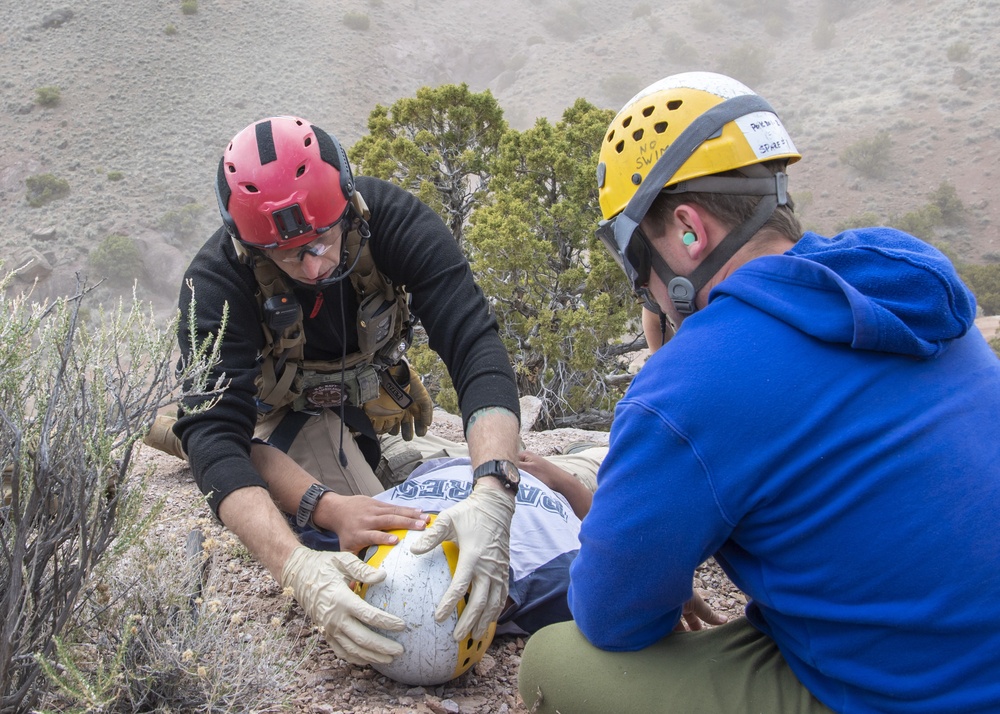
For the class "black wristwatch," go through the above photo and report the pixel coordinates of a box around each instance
[472,459,521,495]
[296,482,333,528]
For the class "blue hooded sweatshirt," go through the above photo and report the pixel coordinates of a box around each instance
[569,229,1000,713]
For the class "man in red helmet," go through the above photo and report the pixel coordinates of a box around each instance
[172,116,521,667]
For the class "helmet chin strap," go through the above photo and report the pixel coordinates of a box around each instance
[646,187,783,316]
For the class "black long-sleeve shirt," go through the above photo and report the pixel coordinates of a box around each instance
[175,176,519,514]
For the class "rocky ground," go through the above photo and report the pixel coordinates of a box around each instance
[136,407,746,714]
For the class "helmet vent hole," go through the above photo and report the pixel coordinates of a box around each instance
[304,137,312,147]
[227,165,236,173]
[466,638,474,649]
[654,121,668,133]
[606,129,615,142]
[632,129,644,141]
[667,100,683,110]
[642,105,654,117]
[615,140,625,154]
[296,165,306,178]
[622,116,632,128]
[245,184,259,193]
[295,119,303,126]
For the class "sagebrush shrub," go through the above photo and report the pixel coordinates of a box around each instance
[840,131,894,179]
[930,180,964,223]
[35,85,62,107]
[0,275,227,712]
[88,234,144,286]
[957,263,1000,316]
[158,203,206,244]
[813,18,836,49]
[24,173,70,207]
[717,44,770,87]
[343,11,370,30]
[946,40,970,62]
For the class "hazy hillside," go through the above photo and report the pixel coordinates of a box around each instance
[2,0,998,315]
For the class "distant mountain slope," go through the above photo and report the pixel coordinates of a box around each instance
[2,0,996,312]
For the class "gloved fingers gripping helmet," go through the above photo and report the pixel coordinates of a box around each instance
[356,515,497,686]
[215,116,356,252]
[595,72,801,314]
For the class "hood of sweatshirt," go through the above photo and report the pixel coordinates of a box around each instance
[712,228,977,359]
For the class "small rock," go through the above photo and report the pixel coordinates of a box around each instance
[40,8,74,28]
[473,653,496,676]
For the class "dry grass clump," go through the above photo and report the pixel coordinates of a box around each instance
[39,531,307,712]
[0,275,226,712]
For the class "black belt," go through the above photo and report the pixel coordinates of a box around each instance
[267,406,380,472]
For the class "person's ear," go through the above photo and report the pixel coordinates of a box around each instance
[673,204,708,257]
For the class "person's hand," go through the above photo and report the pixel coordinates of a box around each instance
[364,362,434,440]
[317,494,429,553]
[674,589,729,632]
[517,450,593,519]
[517,451,571,489]
[280,546,406,665]
[409,484,515,640]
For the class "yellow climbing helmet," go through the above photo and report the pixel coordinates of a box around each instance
[597,71,801,221]
[356,515,497,686]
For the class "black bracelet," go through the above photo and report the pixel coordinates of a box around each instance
[296,483,333,529]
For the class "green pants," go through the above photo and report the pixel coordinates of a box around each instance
[518,617,834,714]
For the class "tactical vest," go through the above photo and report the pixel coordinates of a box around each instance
[233,191,412,416]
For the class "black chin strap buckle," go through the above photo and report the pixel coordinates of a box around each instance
[668,276,697,315]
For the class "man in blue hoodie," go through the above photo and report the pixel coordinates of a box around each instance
[518,72,1000,714]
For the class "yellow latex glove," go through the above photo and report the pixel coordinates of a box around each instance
[363,362,434,440]
[280,546,405,665]
[409,485,514,641]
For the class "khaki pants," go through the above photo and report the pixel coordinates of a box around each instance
[255,408,386,496]
[518,618,834,714]
[256,408,608,497]
[378,433,606,493]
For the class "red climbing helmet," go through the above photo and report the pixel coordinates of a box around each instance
[214,116,355,251]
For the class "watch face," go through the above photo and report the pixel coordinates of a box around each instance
[498,460,521,486]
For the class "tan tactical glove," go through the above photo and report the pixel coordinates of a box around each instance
[363,362,434,441]
[409,485,515,641]
[143,413,187,461]
[280,546,405,665]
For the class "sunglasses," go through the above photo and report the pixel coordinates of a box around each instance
[595,217,660,313]
[264,216,349,264]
